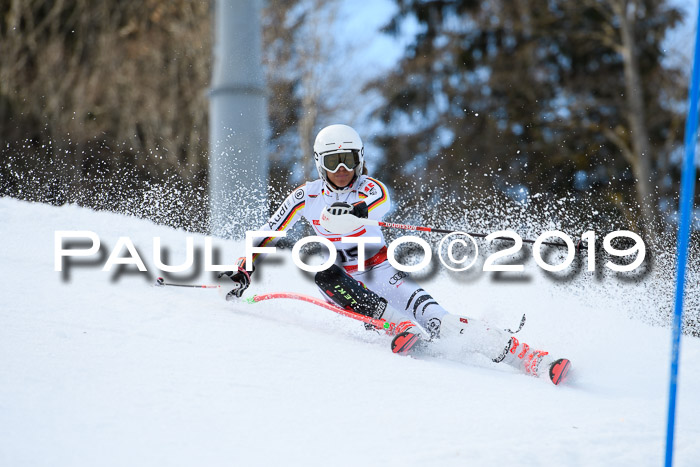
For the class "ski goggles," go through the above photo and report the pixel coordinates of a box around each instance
[319,150,361,173]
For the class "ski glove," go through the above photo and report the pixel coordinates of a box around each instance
[320,201,369,234]
[218,257,253,300]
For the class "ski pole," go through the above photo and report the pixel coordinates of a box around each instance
[154,277,221,289]
[364,219,588,250]
[246,292,525,336]
[244,292,397,334]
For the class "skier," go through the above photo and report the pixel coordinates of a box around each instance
[220,124,571,385]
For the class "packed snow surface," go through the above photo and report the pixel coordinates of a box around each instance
[1,197,699,466]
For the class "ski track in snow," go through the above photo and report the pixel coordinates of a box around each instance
[1,197,699,467]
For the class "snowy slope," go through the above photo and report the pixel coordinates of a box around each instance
[1,197,699,467]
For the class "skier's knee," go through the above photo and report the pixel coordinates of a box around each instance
[314,264,345,286]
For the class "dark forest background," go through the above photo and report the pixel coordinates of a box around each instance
[0,0,697,246]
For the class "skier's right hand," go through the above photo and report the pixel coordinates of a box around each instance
[320,202,367,234]
[218,257,252,300]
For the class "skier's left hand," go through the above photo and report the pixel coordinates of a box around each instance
[320,202,367,234]
[218,257,252,300]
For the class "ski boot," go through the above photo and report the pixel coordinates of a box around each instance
[497,336,572,385]
[438,314,572,385]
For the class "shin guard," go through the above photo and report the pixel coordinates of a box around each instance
[315,265,388,319]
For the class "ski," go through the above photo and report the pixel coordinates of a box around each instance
[390,330,423,355]
[244,292,404,336]
[549,358,572,385]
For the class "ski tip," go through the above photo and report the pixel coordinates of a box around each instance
[391,331,421,356]
[549,358,572,385]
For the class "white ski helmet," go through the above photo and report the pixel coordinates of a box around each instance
[313,124,364,191]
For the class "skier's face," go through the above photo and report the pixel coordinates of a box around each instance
[326,166,354,188]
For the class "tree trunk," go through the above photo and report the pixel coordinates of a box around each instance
[298,66,319,183]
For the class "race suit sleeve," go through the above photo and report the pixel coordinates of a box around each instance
[357,177,390,220]
[247,184,306,268]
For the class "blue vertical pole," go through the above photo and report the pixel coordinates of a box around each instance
[664,4,700,466]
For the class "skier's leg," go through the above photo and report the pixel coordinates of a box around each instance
[437,313,513,358]
[315,264,404,324]
[353,261,448,337]
[357,263,570,383]
[439,314,571,384]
